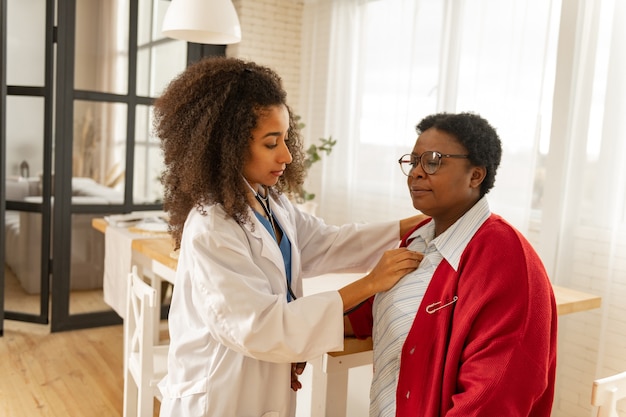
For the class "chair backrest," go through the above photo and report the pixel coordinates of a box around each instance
[591,370,626,417]
[124,265,158,377]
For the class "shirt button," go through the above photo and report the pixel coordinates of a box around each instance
[409,347,415,354]
[406,391,410,399]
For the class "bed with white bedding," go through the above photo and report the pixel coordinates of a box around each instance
[4,177,121,294]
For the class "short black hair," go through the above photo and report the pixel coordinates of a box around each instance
[416,112,502,197]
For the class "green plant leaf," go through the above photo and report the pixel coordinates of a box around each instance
[294,116,337,202]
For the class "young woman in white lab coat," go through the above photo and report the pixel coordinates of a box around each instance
[154,57,424,417]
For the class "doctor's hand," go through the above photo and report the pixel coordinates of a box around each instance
[367,248,423,293]
[399,213,429,238]
[290,362,307,391]
[338,248,423,314]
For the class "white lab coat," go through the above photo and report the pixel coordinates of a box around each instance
[158,194,400,417]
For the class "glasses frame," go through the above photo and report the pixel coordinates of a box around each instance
[398,151,470,176]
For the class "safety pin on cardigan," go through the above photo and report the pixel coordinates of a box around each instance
[425,296,458,314]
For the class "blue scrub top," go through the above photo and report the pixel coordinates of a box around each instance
[254,212,294,301]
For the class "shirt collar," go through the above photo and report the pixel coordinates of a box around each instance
[406,196,491,271]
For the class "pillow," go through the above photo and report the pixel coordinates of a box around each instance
[5,178,31,201]
[71,177,123,203]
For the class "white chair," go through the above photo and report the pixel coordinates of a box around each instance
[123,265,169,417]
[591,370,626,417]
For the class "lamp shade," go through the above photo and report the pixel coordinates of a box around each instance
[162,0,242,45]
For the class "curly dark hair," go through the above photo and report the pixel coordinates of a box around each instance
[153,57,306,249]
[416,112,502,197]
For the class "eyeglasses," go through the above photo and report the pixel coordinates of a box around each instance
[398,151,469,176]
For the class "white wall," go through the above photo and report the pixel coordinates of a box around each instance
[5,0,46,178]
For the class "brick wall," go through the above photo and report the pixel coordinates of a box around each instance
[228,0,304,114]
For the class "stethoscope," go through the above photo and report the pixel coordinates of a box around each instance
[246,178,303,371]
[243,177,297,301]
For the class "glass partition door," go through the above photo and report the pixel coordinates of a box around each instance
[53,0,187,331]
[2,0,54,327]
[1,0,190,332]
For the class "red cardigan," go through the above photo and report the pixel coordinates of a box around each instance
[349,215,557,417]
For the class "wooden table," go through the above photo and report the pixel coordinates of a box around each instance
[91,217,109,233]
[93,217,177,284]
[93,217,602,416]
[554,285,602,315]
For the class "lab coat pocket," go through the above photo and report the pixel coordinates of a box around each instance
[261,412,279,417]
[159,377,208,415]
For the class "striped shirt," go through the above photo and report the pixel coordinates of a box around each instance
[369,197,491,416]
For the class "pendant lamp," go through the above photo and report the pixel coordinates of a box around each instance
[162,0,242,45]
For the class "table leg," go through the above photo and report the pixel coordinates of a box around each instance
[307,350,373,417]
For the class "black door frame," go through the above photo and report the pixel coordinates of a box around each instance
[1,0,225,334]
[1,0,55,329]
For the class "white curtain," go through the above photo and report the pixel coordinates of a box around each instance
[300,0,626,416]
[300,0,556,228]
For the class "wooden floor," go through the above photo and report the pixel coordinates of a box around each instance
[1,266,161,417]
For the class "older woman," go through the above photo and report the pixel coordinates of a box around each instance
[348,112,557,417]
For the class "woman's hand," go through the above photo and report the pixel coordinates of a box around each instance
[399,214,429,238]
[338,248,423,313]
[366,248,423,293]
[290,362,307,391]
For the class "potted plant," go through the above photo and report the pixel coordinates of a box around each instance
[292,116,337,211]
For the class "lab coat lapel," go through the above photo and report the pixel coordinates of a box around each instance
[271,200,302,297]
[244,209,285,275]
[270,201,295,245]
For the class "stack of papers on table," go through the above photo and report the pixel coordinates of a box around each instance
[104,210,167,228]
